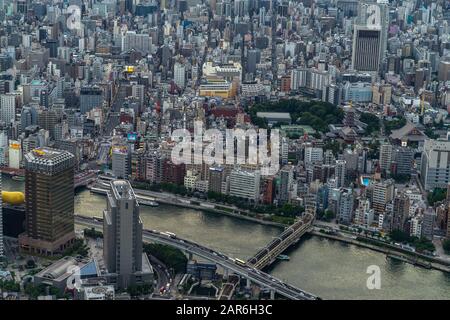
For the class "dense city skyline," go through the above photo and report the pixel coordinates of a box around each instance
[0,0,449,304]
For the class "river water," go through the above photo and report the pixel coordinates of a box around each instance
[4,175,450,299]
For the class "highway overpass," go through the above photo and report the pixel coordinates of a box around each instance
[75,215,319,300]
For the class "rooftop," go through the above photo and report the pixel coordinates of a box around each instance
[110,179,136,200]
[24,148,75,173]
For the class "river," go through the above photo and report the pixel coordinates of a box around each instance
[4,175,450,299]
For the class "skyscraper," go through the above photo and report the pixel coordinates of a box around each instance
[103,180,153,289]
[351,25,382,73]
[438,60,450,82]
[335,160,346,188]
[247,49,261,75]
[174,62,186,88]
[121,31,152,54]
[279,165,294,204]
[338,188,354,225]
[0,93,17,124]
[19,148,75,255]
[80,86,103,114]
[357,1,389,63]
[421,139,450,190]
[392,194,410,232]
[379,143,393,173]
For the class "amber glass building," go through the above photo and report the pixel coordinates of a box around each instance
[19,148,75,255]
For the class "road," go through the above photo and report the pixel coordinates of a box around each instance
[75,215,319,300]
[103,83,126,136]
[147,254,172,294]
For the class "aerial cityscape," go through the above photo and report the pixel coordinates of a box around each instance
[0,0,449,303]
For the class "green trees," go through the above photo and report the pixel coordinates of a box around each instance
[427,188,447,205]
[424,127,439,139]
[390,229,411,242]
[360,113,380,134]
[391,174,410,184]
[127,284,153,297]
[316,209,335,222]
[0,280,20,292]
[248,100,344,132]
[84,228,103,239]
[413,237,435,253]
[131,181,189,196]
[323,140,341,156]
[383,117,406,134]
[143,243,188,274]
[24,283,69,299]
[63,239,89,258]
[324,210,335,222]
[389,229,435,253]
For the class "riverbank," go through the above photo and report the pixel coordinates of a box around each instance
[309,230,450,274]
[88,184,450,273]
[89,186,286,228]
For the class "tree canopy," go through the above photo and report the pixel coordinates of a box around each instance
[248,100,344,132]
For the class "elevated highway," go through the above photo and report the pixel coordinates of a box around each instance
[75,215,319,300]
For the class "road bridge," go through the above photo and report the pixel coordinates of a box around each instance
[74,215,319,300]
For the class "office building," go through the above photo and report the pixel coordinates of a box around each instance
[209,166,225,194]
[103,180,153,289]
[121,31,152,54]
[229,169,261,202]
[305,147,323,165]
[422,208,435,240]
[290,68,308,90]
[112,146,130,179]
[8,140,21,169]
[371,179,395,215]
[379,143,393,174]
[354,198,374,227]
[438,60,450,82]
[174,62,186,88]
[162,159,186,185]
[338,188,354,225]
[247,49,260,75]
[80,86,103,114]
[392,194,410,232]
[392,147,414,176]
[131,149,146,181]
[19,148,75,255]
[335,160,346,188]
[421,139,450,190]
[352,25,382,73]
[38,109,58,140]
[279,165,294,204]
[1,93,17,124]
[145,149,164,184]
